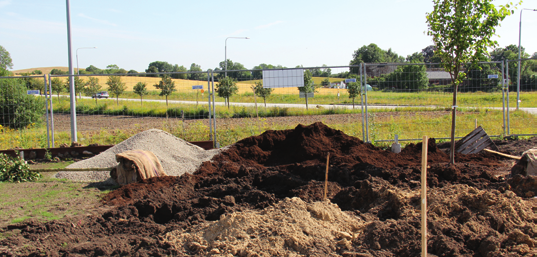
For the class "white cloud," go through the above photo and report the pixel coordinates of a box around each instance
[0,0,11,8]
[78,13,117,27]
[255,21,283,30]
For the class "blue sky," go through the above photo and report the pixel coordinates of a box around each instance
[1,0,536,72]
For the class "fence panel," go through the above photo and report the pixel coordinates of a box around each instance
[0,75,49,150]
[364,62,507,143]
[208,66,367,145]
[506,58,537,136]
[48,72,215,148]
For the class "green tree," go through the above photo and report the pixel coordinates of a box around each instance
[406,52,425,63]
[127,69,138,75]
[426,0,517,163]
[65,76,86,101]
[0,82,44,129]
[346,82,361,109]
[421,45,443,63]
[32,70,42,75]
[172,64,187,79]
[154,75,176,107]
[298,70,315,110]
[133,82,148,106]
[321,77,330,87]
[85,65,102,74]
[146,61,174,77]
[106,76,126,105]
[51,78,63,100]
[50,69,66,75]
[218,59,251,80]
[188,63,204,80]
[349,43,404,74]
[85,77,101,103]
[253,81,273,107]
[216,76,238,109]
[0,45,13,72]
[490,44,531,82]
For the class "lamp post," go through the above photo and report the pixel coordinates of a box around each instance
[76,47,97,75]
[517,8,537,110]
[225,37,249,77]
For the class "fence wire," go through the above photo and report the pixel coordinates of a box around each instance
[0,60,535,151]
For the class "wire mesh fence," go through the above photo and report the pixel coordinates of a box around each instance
[0,60,535,151]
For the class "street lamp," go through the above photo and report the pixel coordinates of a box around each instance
[225,37,249,77]
[516,8,537,110]
[76,47,97,75]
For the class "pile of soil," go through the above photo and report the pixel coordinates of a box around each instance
[1,123,535,256]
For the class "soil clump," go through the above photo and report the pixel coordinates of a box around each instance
[1,122,535,256]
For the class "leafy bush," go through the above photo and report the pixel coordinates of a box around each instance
[0,153,41,182]
[0,82,45,129]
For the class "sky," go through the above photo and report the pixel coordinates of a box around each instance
[1,0,537,72]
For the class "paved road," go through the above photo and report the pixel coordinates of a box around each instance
[80,96,537,115]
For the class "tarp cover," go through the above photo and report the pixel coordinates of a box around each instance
[511,148,537,177]
[111,150,167,185]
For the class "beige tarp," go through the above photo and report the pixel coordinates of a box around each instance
[110,150,167,185]
[511,148,537,177]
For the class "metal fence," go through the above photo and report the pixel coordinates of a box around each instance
[0,60,535,151]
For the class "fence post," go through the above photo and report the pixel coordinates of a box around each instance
[48,75,55,147]
[506,61,510,135]
[44,75,50,149]
[207,70,212,141]
[360,63,365,141]
[211,71,217,148]
[501,61,506,137]
[364,63,369,143]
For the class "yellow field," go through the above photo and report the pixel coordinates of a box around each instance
[11,66,72,75]
[11,66,346,95]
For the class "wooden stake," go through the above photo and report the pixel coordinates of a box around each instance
[421,136,428,257]
[483,149,521,160]
[323,152,330,201]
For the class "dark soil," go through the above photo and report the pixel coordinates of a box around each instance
[1,122,535,256]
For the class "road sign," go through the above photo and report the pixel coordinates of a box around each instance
[200,89,204,93]
[487,74,498,79]
[192,85,203,90]
[344,78,356,83]
[27,90,40,95]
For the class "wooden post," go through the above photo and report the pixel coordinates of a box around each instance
[421,136,428,257]
[323,153,330,200]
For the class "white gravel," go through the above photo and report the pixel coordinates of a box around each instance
[54,129,222,182]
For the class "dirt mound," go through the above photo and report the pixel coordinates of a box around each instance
[1,122,535,256]
[163,197,363,256]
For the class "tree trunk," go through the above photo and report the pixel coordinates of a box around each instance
[264,98,267,108]
[141,96,143,106]
[166,96,168,107]
[353,97,355,109]
[116,96,119,105]
[305,94,309,110]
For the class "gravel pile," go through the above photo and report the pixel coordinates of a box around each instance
[54,129,221,182]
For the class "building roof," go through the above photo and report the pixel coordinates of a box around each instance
[426,71,452,80]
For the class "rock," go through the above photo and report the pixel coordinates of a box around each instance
[82,151,93,155]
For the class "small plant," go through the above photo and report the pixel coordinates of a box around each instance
[0,153,41,182]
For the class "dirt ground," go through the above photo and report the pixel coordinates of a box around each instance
[52,111,453,132]
[1,123,536,256]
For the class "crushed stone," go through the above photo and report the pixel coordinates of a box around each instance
[55,129,221,182]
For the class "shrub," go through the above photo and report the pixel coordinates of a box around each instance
[0,82,45,129]
[0,153,41,182]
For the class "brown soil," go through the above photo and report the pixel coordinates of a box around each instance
[1,122,536,256]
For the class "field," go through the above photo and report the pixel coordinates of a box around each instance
[0,123,535,256]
